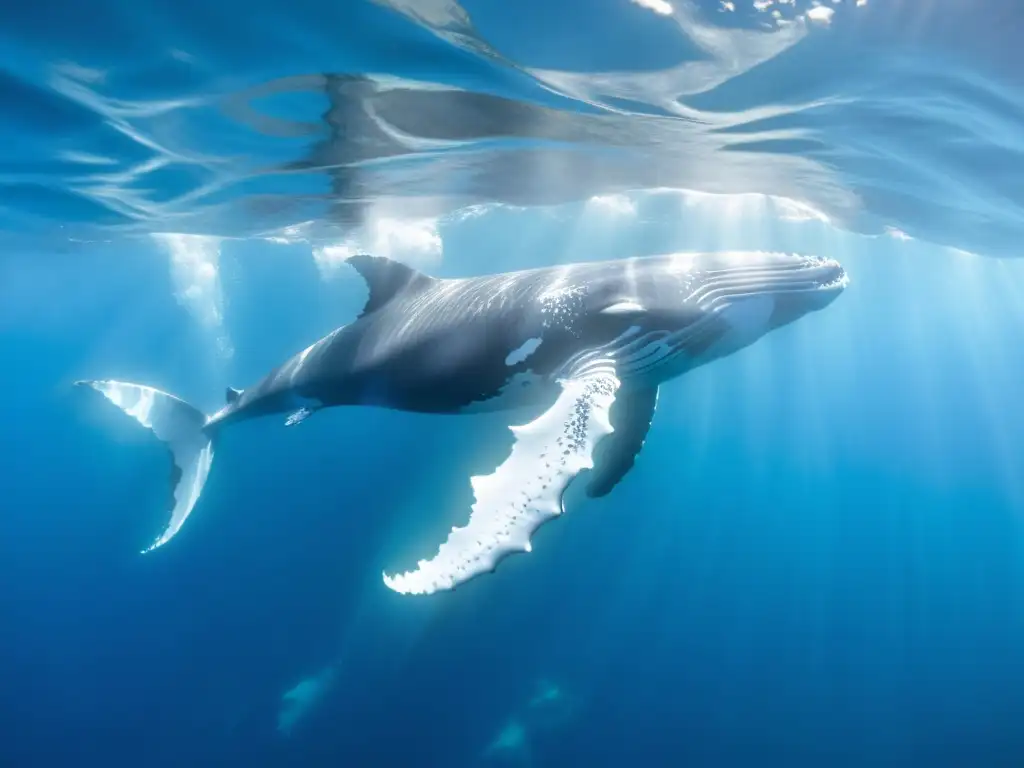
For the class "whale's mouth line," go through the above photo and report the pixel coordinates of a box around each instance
[690,257,847,306]
[818,267,849,291]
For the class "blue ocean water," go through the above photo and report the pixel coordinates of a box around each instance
[3,0,1024,765]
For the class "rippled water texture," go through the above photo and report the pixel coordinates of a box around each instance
[1,0,1022,257]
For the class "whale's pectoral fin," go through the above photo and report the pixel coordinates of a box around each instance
[585,386,658,498]
[383,364,621,596]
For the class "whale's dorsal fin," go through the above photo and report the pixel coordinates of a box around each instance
[347,254,436,317]
[225,387,243,404]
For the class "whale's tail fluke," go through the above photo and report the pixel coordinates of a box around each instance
[76,379,214,553]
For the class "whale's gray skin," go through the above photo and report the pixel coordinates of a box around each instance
[78,250,846,595]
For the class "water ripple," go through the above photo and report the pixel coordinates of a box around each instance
[0,0,1021,257]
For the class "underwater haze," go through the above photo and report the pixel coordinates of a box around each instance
[3,0,1024,765]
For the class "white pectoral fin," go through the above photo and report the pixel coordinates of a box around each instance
[383,364,621,596]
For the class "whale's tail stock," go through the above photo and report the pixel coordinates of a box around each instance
[76,379,215,552]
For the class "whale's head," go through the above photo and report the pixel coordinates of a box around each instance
[686,250,847,334]
[586,251,847,380]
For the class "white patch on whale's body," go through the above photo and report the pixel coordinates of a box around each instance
[505,337,543,366]
[600,300,645,316]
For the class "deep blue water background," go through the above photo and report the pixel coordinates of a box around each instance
[3,1,1024,766]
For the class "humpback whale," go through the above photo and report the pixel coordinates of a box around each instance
[78,251,847,595]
